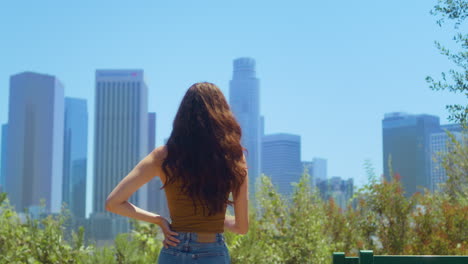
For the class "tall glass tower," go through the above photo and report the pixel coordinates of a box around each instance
[229,58,261,195]
[91,70,148,242]
[382,112,440,196]
[63,97,88,218]
[5,72,64,213]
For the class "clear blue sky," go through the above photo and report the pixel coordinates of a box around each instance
[0,0,465,217]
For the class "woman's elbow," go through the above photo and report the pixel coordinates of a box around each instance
[105,198,116,212]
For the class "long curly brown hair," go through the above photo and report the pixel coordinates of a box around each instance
[162,82,247,215]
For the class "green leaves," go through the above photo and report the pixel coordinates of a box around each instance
[427,0,468,125]
[0,197,163,264]
[1,137,467,264]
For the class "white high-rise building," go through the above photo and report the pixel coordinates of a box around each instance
[5,72,64,213]
[91,70,148,242]
[229,58,261,195]
[262,133,302,196]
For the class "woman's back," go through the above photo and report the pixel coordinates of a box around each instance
[105,82,248,264]
[164,178,227,233]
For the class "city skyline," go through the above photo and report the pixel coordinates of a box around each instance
[0,0,466,217]
[0,68,463,217]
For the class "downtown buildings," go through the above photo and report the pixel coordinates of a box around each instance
[316,176,354,209]
[2,71,90,223]
[0,68,165,243]
[4,72,64,214]
[8,62,467,243]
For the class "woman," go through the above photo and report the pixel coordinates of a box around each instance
[105,82,249,263]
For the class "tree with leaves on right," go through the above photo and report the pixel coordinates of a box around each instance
[426,0,468,125]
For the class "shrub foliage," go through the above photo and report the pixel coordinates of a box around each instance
[0,132,466,263]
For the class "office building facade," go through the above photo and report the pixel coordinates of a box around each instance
[229,58,261,195]
[302,158,327,187]
[262,133,302,196]
[146,113,170,219]
[91,70,148,240]
[0,124,7,192]
[429,124,464,191]
[317,176,354,209]
[63,97,88,218]
[382,112,440,196]
[5,72,64,213]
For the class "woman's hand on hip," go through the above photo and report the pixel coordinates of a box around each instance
[154,215,180,248]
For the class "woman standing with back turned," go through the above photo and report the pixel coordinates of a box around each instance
[105,82,249,264]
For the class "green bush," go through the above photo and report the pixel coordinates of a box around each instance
[0,130,466,263]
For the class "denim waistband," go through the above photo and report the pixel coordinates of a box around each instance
[174,231,225,243]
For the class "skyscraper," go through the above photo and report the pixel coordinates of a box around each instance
[63,97,88,218]
[5,72,64,213]
[147,112,157,212]
[262,133,302,196]
[429,124,463,191]
[312,158,327,183]
[316,176,353,209]
[0,124,7,193]
[229,58,261,195]
[260,116,265,137]
[148,112,156,153]
[91,70,148,242]
[146,113,170,219]
[382,112,440,196]
[302,158,327,187]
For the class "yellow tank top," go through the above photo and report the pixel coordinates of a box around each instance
[164,179,226,233]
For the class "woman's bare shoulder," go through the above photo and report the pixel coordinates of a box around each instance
[149,145,168,181]
[151,145,168,162]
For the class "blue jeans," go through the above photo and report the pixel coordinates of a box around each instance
[157,232,230,264]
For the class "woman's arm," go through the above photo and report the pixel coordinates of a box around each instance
[105,147,162,222]
[105,146,179,247]
[224,155,249,235]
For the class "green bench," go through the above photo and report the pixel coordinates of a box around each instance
[333,250,467,264]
